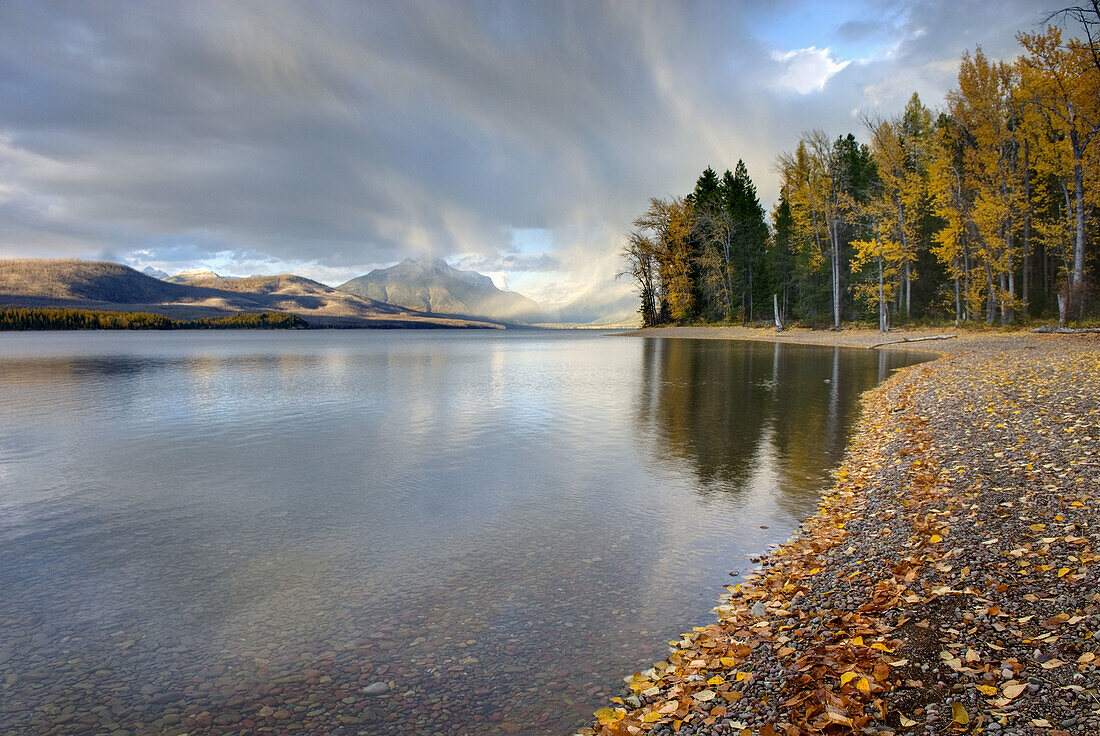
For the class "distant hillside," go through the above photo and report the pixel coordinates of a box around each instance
[0,259,504,329]
[1,259,203,303]
[338,257,545,324]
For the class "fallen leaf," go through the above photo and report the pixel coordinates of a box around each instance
[951,701,969,725]
[594,707,626,725]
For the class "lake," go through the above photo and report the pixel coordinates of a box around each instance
[0,330,926,735]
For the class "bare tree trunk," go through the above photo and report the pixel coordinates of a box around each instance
[773,293,783,331]
[831,222,841,328]
[954,272,961,326]
[1071,134,1087,287]
[878,253,887,332]
[986,265,996,325]
[1022,139,1031,320]
[896,198,910,325]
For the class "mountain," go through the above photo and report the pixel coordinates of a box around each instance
[141,266,170,280]
[166,268,220,282]
[338,257,546,324]
[0,259,504,329]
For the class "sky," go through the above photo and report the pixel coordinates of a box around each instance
[0,0,1062,310]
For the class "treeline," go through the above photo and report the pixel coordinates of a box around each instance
[0,308,308,330]
[623,20,1100,329]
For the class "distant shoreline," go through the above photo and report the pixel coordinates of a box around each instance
[615,324,1031,353]
[0,307,308,331]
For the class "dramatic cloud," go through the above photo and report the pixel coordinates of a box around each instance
[0,0,1059,307]
[770,47,851,94]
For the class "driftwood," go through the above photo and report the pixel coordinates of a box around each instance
[1032,325,1100,334]
[869,334,958,349]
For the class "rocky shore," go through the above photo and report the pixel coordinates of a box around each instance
[583,328,1100,736]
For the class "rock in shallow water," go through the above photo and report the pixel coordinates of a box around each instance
[361,682,390,696]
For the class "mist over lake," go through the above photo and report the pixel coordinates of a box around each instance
[0,331,926,735]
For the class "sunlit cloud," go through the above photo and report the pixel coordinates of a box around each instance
[770,46,851,94]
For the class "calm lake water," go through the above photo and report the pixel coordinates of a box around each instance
[0,330,926,736]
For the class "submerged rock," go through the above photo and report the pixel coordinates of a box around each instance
[361,682,390,696]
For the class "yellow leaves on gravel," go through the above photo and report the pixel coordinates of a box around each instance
[593,707,625,726]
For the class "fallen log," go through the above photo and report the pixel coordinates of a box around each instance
[1032,326,1100,334]
[869,334,958,349]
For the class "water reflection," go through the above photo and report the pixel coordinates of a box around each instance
[637,339,922,514]
[0,331,927,736]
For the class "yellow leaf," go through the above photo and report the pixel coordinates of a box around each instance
[856,677,870,694]
[930,535,943,543]
[735,671,750,682]
[870,642,895,653]
[839,672,858,686]
[642,711,662,723]
[850,636,864,646]
[1058,567,1071,578]
[976,685,998,696]
[707,676,725,685]
[951,701,969,725]
[594,707,626,725]
[719,656,737,667]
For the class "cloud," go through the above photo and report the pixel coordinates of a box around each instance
[0,0,1060,306]
[770,47,851,94]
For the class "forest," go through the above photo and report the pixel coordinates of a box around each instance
[0,308,308,330]
[622,21,1100,329]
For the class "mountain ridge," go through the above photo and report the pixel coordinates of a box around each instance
[0,259,504,329]
[338,257,546,324]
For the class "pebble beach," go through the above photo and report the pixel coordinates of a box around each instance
[584,327,1100,736]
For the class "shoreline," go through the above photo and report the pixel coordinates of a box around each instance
[582,326,1100,735]
[613,325,1030,354]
